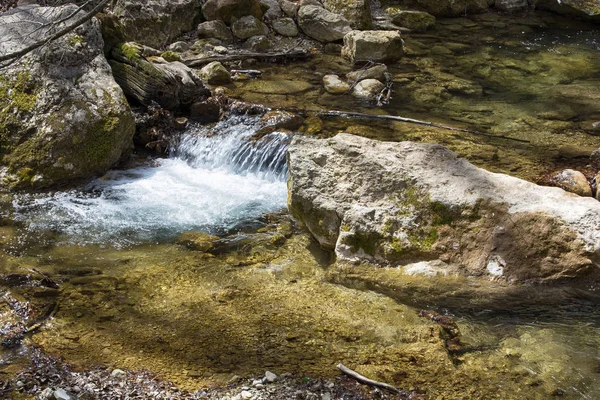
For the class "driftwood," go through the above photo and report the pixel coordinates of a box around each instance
[337,364,405,395]
[286,108,529,143]
[183,49,311,68]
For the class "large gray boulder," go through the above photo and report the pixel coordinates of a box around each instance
[408,0,492,16]
[109,0,202,49]
[342,30,404,64]
[202,0,264,24]
[531,0,600,19]
[297,5,352,43]
[322,0,372,29]
[287,134,600,283]
[0,5,135,189]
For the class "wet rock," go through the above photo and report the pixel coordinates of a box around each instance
[190,99,222,123]
[243,80,313,95]
[0,5,135,189]
[346,64,387,84]
[534,0,600,19]
[200,61,232,84]
[352,79,385,99]
[298,5,352,43]
[231,15,269,40]
[415,0,490,16]
[596,172,600,201]
[243,35,272,52]
[110,43,210,109]
[257,111,304,135]
[495,0,529,12]
[109,0,201,49]
[341,30,404,64]
[272,18,299,37]
[176,232,219,252]
[202,0,264,24]
[591,149,600,170]
[287,134,600,282]
[197,20,234,43]
[323,75,350,94]
[553,169,592,197]
[322,0,372,29]
[387,9,436,32]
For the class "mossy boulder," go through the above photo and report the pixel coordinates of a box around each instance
[531,0,600,19]
[0,5,135,190]
[202,0,264,24]
[386,9,435,32]
[322,0,372,29]
[109,0,202,49]
[287,134,600,283]
[401,0,492,16]
[109,42,211,109]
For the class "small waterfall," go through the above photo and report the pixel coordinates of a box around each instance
[11,115,291,247]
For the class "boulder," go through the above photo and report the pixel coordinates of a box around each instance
[553,169,592,197]
[256,111,304,136]
[342,30,404,64]
[197,20,234,43]
[411,0,492,16]
[231,15,269,40]
[351,79,385,99]
[0,5,135,189]
[260,0,284,21]
[243,35,272,52]
[531,0,600,19]
[110,43,211,109]
[199,61,232,84]
[322,0,372,29]
[323,75,350,94]
[110,0,202,49]
[202,0,264,24]
[279,0,299,17]
[386,9,436,32]
[494,0,529,11]
[272,18,299,37]
[287,134,600,282]
[297,5,352,43]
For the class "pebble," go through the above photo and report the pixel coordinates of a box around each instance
[254,383,265,390]
[111,368,126,377]
[16,381,24,388]
[264,370,277,383]
[240,390,254,399]
[38,387,54,400]
[53,388,72,400]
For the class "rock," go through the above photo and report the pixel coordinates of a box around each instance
[0,5,135,189]
[495,0,529,12]
[287,134,600,282]
[231,15,269,40]
[257,111,304,135]
[346,65,388,84]
[167,41,190,52]
[197,20,234,43]
[264,371,278,383]
[322,0,372,29]
[111,368,127,377]
[110,43,210,109]
[38,387,54,400]
[580,120,600,135]
[243,79,314,94]
[110,0,201,49]
[341,30,404,64]
[176,232,219,252]
[240,391,254,400]
[190,99,222,123]
[412,0,491,16]
[298,5,352,43]
[243,35,272,52]
[596,172,600,201]
[260,0,284,21]
[386,9,436,32]
[352,79,385,99]
[279,0,299,17]
[554,169,592,197]
[323,75,350,94]
[53,388,72,400]
[532,0,600,19]
[202,0,264,24]
[272,18,299,36]
[175,117,189,130]
[200,61,232,85]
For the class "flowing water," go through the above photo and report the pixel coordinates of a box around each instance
[1,10,600,400]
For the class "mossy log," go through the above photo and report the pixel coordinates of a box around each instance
[110,43,210,109]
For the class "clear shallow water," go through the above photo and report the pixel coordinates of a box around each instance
[8,116,289,247]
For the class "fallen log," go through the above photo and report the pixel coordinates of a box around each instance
[284,108,529,143]
[337,363,406,395]
[183,49,311,68]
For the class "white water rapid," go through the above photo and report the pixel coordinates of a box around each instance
[11,116,290,247]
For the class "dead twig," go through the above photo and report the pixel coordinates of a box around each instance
[183,49,310,68]
[337,363,406,395]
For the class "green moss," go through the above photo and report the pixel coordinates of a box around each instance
[120,42,142,61]
[67,34,85,46]
[160,51,181,62]
[0,71,38,153]
[345,231,381,256]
